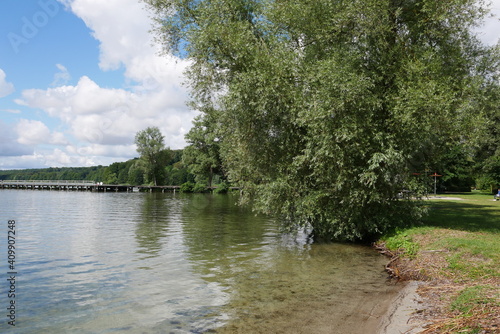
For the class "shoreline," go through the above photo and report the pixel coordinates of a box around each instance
[373,191,500,334]
[377,281,429,334]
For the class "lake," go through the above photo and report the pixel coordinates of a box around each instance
[0,189,399,333]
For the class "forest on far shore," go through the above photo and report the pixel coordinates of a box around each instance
[0,149,197,186]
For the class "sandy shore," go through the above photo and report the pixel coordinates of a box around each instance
[377,281,429,334]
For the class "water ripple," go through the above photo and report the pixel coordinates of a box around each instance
[0,190,394,334]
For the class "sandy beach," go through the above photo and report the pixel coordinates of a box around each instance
[377,281,428,334]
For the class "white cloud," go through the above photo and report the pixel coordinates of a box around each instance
[51,64,71,86]
[0,154,47,170]
[17,75,196,149]
[476,0,500,45]
[0,69,15,98]
[11,0,196,169]
[17,76,126,119]
[15,119,68,146]
[0,149,100,169]
[62,0,159,72]
[68,143,136,158]
[46,148,73,165]
[1,109,21,114]
[0,120,33,157]
[16,119,52,146]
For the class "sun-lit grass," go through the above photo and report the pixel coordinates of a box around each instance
[379,191,500,332]
[382,228,420,258]
[429,284,500,334]
[422,192,500,280]
[450,285,497,314]
[424,192,500,233]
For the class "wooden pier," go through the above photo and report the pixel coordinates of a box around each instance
[0,181,237,193]
[0,180,136,192]
[137,185,181,193]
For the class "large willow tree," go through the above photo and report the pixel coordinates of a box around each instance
[145,0,499,241]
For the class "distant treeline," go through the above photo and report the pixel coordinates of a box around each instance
[0,149,196,186]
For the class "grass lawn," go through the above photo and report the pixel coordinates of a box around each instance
[377,191,499,333]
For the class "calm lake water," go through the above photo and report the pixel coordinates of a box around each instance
[0,190,399,333]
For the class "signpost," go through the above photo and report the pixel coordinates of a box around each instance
[430,172,442,195]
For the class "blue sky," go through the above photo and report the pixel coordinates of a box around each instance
[0,0,499,170]
[0,0,194,169]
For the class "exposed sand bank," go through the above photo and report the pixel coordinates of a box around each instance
[217,281,404,334]
[214,244,406,334]
[377,281,429,334]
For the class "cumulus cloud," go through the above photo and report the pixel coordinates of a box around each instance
[0,154,47,170]
[60,0,155,71]
[0,149,102,169]
[8,0,197,168]
[18,76,128,118]
[10,0,196,169]
[15,119,68,146]
[0,69,15,98]
[17,75,196,149]
[0,120,33,157]
[67,143,137,158]
[59,0,192,104]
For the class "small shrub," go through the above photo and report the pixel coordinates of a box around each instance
[214,182,230,194]
[384,229,419,258]
[192,183,208,193]
[180,181,194,193]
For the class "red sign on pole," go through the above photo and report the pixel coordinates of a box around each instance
[430,173,442,195]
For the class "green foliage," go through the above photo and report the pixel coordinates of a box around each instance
[382,229,420,259]
[192,183,209,193]
[0,153,194,186]
[180,181,195,193]
[181,181,209,193]
[183,113,225,186]
[429,144,476,192]
[214,182,230,194]
[135,127,169,186]
[477,155,500,189]
[128,161,145,185]
[0,166,107,182]
[473,82,500,188]
[165,164,195,185]
[145,0,500,241]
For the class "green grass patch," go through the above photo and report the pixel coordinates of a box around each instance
[451,285,498,315]
[379,192,500,278]
[424,192,500,233]
[421,192,500,279]
[381,228,420,258]
[378,192,500,332]
[427,233,500,280]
